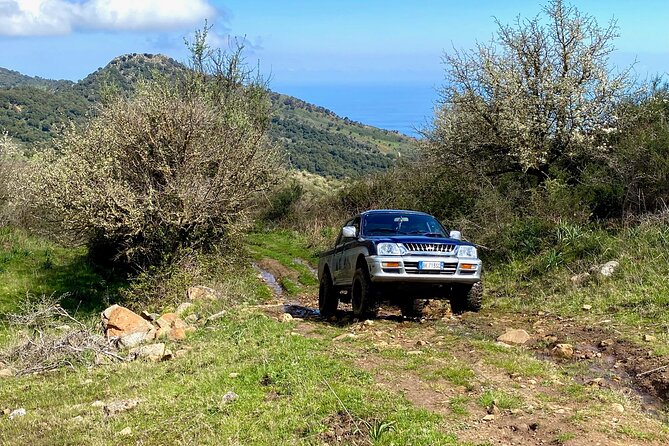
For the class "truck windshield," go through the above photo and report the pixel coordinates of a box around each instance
[363,213,447,237]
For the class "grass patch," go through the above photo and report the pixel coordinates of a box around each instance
[0,227,121,317]
[0,311,458,445]
[449,396,470,416]
[477,389,523,411]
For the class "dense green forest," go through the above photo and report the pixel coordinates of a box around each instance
[0,54,414,177]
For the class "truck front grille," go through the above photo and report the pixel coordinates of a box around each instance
[404,243,456,254]
[404,261,457,275]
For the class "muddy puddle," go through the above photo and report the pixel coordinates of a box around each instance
[253,263,284,296]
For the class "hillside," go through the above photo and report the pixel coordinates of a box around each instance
[0,54,415,177]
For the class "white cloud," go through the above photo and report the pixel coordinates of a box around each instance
[0,0,218,36]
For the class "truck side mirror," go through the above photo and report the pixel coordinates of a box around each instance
[449,230,462,240]
[342,226,357,238]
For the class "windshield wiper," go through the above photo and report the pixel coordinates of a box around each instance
[405,231,445,237]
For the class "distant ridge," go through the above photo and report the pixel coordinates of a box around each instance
[0,54,415,178]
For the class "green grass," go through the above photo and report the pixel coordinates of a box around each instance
[0,227,118,316]
[477,389,523,411]
[0,310,458,445]
[247,229,319,293]
[486,221,669,337]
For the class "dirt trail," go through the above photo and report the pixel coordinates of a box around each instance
[255,261,669,445]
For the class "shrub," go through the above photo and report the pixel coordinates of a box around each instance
[33,34,279,270]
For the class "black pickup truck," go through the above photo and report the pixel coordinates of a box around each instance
[318,209,482,318]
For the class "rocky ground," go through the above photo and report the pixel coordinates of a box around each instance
[257,260,669,446]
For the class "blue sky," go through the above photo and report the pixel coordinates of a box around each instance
[0,0,667,87]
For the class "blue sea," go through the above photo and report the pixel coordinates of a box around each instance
[272,83,439,137]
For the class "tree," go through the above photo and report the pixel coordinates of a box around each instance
[428,0,631,180]
[36,28,280,269]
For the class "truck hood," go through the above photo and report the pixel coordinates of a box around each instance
[363,235,473,246]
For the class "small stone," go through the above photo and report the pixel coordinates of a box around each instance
[599,339,614,348]
[407,350,423,355]
[600,261,619,277]
[0,368,14,378]
[587,378,604,387]
[497,329,531,345]
[551,343,574,359]
[118,331,149,348]
[280,313,293,323]
[643,334,657,342]
[229,372,239,378]
[168,327,186,341]
[71,415,84,423]
[104,400,140,417]
[415,340,428,346]
[494,341,512,348]
[128,343,166,361]
[174,349,189,358]
[528,379,537,385]
[119,427,132,436]
[186,285,218,301]
[91,400,105,407]
[363,320,374,326]
[611,403,625,414]
[571,273,591,286]
[221,391,238,404]
[582,304,592,311]
[175,302,194,316]
[290,331,301,336]
[333,333,355,341]
[8,408,26,420]
[482,414,495,422]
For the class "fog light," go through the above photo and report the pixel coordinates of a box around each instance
[460,263,478,270]
[382,261,401,268]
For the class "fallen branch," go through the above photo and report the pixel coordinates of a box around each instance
[636,364,669,378]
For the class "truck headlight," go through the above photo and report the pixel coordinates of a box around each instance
[457,245,477,259]
[377,243,408,256]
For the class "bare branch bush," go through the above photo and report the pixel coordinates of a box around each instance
[1,294,122,375]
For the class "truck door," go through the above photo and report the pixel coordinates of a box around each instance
[331,219,352,285]
[339,216,361,284]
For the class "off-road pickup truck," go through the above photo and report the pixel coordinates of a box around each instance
[318,209,482,318]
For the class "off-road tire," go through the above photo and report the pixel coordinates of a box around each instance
[319,270,339,318]
[400,299,428,318]
[351,268,377,319]
[450,282,483,314]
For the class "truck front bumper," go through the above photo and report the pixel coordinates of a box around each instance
[366,255,482,284]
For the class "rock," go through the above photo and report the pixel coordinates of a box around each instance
[104,400,140,417]
[8,408,26,420]
[551,343,574,359]
[407,350,423,355]
[175,302,194,315]
[600,261,619,277]
[333,333,355,341]
[0,368,14,378]
[71,415,84,423]
[102,305,153,343]
[587,378,605,387]
[497,329,531,345]
[571,273,591,286]
[187,285,218,301]
[363,319,375,326]
[119,427,132,436]
[118,331,150,348]
[280,313,293,323]
[611,403,625,414]
[128,343,166,361]
[175,349,189,358]
[644,334,657,342]
[140,310,159,322]
[481,414,495,422]
[415,340,428,346]
[582,304,592,311]
[229,372,239,378]
[495,341,512,348]
[206,310,226,322]
[91,400,105,407]
[221,391,238,404]
[599,339,614,348]
[168,327,186,341]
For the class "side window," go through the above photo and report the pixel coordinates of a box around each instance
[352,217,361,237]
[336,219,354,246]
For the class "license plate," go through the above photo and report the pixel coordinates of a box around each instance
[419,261,442,270]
